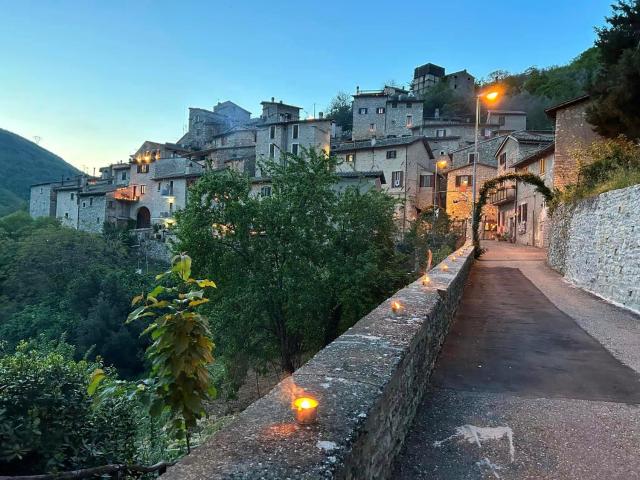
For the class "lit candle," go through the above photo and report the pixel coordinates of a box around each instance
[293,397,318,425]
[391,300,402,313]
[440,263,449,272]
[421,274,431,286]
[450,255,457,262]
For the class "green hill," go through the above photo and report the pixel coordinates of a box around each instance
[0,128,80,216]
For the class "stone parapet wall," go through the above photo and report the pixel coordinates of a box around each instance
[163,243,475,480]
[548,184,640,313]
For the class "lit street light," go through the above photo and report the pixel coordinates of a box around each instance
[473,88,501,215]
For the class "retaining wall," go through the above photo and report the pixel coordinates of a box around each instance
[164,243,475,480]
[548,184,640,313]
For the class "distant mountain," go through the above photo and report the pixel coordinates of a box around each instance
[0,128,80,216]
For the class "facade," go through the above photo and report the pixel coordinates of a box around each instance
[352,86,423,141]
[332,137,434,228]
[490,131,554,241]
[544,95,600,190]
[411,63,476,100]
[486,110,527,132]
[178,101,252,149]
[511,143,555,247]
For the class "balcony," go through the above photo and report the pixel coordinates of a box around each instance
[113,185,140,202]
[488,186,516,206]
[161,187,174,196]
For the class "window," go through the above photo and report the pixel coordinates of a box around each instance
[376,107,385,114]
[436,129,446,137]
[517,203,528,223]
[419,174,434,187]
[270,125,276,139]
[406,115,413,127]
[158,182,161,192]
[358,107,368,114]
[70,193,74,200]
[455,175,473,188]
[539,157,546,175]
[96,217,100,224]
[108,201,114,208]
[269,143,276,158]
[499,152,507,166]
[345,153,355,163]
[137,163,149,173]
[391,101,398,108]
[369,123,376,132]
[169,202,173,215]
[260,186,272,197]
[140,185,146,195]
[82,202,86,208]
[468,153,477,164]
[386,150,397,159]
[498,115,506,126]
[64,212,69,219]
[39,187,43,194]
[121,171,127,180]
[292,124,299,139]
[391,171,404,188]
[440,150,445,156]
[169,181,173,195]
[291,143,299,155]
[406,102,412,108]
[89,197,93,206]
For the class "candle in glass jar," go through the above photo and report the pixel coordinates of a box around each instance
[293,397,318,424]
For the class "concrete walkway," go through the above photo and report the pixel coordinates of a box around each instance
[393,241,640,479]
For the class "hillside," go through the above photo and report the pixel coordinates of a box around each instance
[0,128,80,216]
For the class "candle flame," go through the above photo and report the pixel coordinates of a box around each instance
[391,300,402,313]
[293,397,318,410]
[440,263,449,271]
[422,274,431,285]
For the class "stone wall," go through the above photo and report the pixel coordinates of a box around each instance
[548,184,640,313]
[163,243,475,480]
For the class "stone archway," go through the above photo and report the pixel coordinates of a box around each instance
[136,206,151,229]
[473,172,553,253]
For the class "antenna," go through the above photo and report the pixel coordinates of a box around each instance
[33,136,41,145]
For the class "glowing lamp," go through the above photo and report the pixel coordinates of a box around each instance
[391,300,403,314]
[293,397,318,425]
[440,263,449,272]
[421,274,431,286]
[450,255,457,262]
[485,91,499,102]
[437,160,447,169]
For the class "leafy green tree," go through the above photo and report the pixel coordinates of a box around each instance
[326,92,353,133]
[587,0,640,138]
[174,150,406,377]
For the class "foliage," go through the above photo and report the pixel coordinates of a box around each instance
[326,92,353,133]
[0,339,138,475]
[422,81,475,118]
[125,253,216,442]
[0,213,158,377]
[550,136,640,208]
[0,128,79,216]
[174,149,406,378]
[473,173,553,252]
[587,1,640,139]
[403,206,459,272]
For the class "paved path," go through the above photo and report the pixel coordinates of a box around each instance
[393,241,640,479]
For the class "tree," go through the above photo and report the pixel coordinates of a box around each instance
[588,0,640,139]
[326,92,353,133]
[174,150,406,377]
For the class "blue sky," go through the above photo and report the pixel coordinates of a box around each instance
[0,0,612,171]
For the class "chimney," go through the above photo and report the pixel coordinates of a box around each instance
[435,108,440,119]
[356,86,360,95]
[271,97,275,102]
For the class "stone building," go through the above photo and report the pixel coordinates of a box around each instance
[489,131,554,241]
[486,110,527,133]
[410,63,476,100]
[351,86,423,141]
[544,95,600,190]
[332,137,434,230]
[511,143,555,247]
[178,101,252,149]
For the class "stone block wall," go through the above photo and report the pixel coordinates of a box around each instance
[548,184,640,313]
[163,243,475,480]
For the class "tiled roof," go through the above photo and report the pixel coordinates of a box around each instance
[512,142,555,168]
[545,95,590,118]
[337,170,386,183]
[332,136,423,152]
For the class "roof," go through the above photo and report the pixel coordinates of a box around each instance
[260,100,302,110]
[495,131,554,164]
[78,183,118,196]
[258,118,333,127]
[332,136,432,156]
[545,94,590,118]
[214,101,251,115]
[487,110,527,115]
[448,134,509,155]
[511,142,555,168]
[153,171,203,181]
[337,171,386,184]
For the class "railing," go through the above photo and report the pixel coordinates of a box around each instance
[113,185,140,202]
[161,187,174,196]
[488,186,515,205]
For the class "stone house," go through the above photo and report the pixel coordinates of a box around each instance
[178,102,252,149]
[351,86,423,141]
[511,143,555,247]
[486,110,527,133]
[410,63,475,100]
[544,95,600,190]
[332,137,434,230]
[489,131,554,241]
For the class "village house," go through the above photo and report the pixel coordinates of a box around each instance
[410,62,475,99]
[332,136,434,230]
[351,86,423,141]
[489,131,554,241]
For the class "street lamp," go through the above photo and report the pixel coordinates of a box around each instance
[433,159,447,208]
[472,88,501,213]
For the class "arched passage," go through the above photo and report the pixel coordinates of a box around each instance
[136,206,151,229]
[473,172,553,253]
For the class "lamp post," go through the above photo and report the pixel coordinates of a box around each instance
[472,90,500,215]
[433,159,448,208]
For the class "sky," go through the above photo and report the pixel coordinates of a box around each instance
[0,0,613,172]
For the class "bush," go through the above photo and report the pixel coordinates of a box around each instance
[0,339,138,475]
